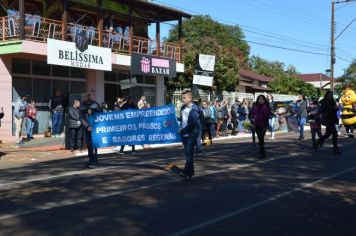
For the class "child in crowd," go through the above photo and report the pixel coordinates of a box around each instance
[308,100,322,147]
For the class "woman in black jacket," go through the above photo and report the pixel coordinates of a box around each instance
[314,91,341,154]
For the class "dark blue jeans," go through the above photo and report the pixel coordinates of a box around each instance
[25,118,35,138]
[52,111,63,135]
[182,137,196,176]
[209,123,216,138]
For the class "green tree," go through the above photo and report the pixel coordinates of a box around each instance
[336,59,356,91]
[165,15,249,91]
[250,56,318,97]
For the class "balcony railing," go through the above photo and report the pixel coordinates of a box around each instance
[0,15,181,62]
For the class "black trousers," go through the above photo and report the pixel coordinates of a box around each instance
[345,125,354,134]
[320,125,338,148]
[69,127,82,150]
[255,125,267,151]
[120,145,135,152]
[85,129,98,164]
[203,123,213,141]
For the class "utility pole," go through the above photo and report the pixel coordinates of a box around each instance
[330,0,356,93]
[330,0,335,93]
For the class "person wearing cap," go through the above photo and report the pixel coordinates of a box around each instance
[81,93,102,168]
[14,94,28,145]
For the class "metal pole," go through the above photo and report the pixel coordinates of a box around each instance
[330,0,335,93]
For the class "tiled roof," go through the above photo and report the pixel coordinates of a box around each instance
[239,81,272,91]
[117,0,192,20]
[239,69,273,82]
[300,73,331,82]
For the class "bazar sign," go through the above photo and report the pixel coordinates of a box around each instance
[47,38,112,71]
[131,53,176,77]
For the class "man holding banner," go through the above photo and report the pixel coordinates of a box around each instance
[179,90,201,178]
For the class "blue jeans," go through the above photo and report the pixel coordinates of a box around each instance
[52,111,63,135]
[298,117,307,138]
[238,120,245,132]
[210,123,216,138]
[25,118,34,138]
[269,117,276,135]
[182,137,196,176]
[196,124,203,153]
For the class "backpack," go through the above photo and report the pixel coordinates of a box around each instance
[203,108,211,119]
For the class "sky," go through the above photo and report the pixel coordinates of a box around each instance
[148,0,356,77]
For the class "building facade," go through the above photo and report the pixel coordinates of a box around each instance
[0,0,191,142]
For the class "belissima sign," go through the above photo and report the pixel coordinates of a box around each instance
[131,53,176,78]
[47,37,112,71]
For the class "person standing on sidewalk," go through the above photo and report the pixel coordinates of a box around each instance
[314,91,341,154]
[49,90,65,138]
[267,94,277,140]
[230,99,240,135]
[202,102,213,145]
[81,93,102,168]
[25,100,37,141]
[251,95,271,159]
[137,96,147,109]
[209,101,218,139]
[248,101,257,146]
[179,90,200,178]
[14,95,28,145]
[68,99,83,153]
[237,98,249,134]
[296,94,308,140]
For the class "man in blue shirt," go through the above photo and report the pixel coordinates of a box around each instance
[180,90,200,178]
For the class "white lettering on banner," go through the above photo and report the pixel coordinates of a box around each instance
[96,124,138,134]
[93,108,173,123]
[112,135,145,143]
[138,123,161,130]
[149,133,177,141]
[47,38,112,71]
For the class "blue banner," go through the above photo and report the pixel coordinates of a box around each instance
[89,104,182,148]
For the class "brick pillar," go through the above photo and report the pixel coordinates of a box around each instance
[0,56,14,143]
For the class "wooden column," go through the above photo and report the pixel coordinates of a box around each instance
[62,0,69,41]
[19,0,25,40]
[156,18,161,56]
[98,0,104,46]
[129,7,134,54]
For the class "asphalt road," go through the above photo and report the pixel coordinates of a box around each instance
[0,132,356,236]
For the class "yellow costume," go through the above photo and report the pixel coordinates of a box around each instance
[340,88,356,126]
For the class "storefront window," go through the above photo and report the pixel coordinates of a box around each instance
[32,60,51,76]
[104,71,117,82]
[33,79,51,103]
[71,68,86,78]
[12,77,32,102]
[52,65,70,77]
[12,58,30,74]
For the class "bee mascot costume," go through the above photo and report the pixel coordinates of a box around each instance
[340,86,356,138]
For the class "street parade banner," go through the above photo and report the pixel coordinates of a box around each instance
[89,104,181,148]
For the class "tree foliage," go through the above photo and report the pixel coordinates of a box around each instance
[250,56,318,97]
[336,59,356,91]
[165,15,250,91]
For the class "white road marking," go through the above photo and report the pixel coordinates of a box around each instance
[169,166,356,236]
